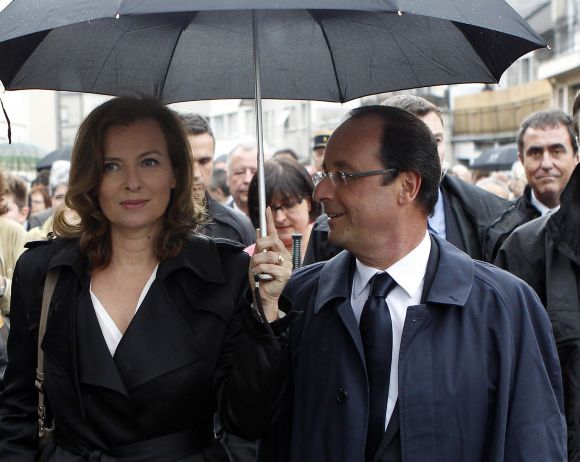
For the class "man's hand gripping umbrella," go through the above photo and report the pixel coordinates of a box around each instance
[249,207,292,350]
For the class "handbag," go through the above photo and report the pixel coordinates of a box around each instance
[35,268,60,444]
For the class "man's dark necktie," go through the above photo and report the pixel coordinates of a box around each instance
[360,272,396,462]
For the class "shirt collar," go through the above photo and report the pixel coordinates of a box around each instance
[530,189,560,216]
[353,232,431,299]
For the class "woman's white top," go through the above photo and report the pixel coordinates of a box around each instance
[90,265,158,356]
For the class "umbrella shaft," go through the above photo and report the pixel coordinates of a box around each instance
[253,11,267,238]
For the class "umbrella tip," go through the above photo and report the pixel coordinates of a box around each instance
[0,97,11,144]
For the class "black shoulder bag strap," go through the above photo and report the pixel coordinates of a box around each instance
[36,267,61,440]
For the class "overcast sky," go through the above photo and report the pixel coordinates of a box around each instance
[507,0,548,17]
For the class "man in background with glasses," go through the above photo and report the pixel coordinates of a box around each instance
[249,105,566,461]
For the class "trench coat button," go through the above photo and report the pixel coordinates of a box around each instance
[336,388,348,403]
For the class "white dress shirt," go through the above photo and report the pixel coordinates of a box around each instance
[351,232,431,427]
[530,189,560,216]
[90,264,158,356]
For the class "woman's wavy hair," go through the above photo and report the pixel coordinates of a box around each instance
[53,96,205,269]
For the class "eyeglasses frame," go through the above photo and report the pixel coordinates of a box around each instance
[312,168,399,188]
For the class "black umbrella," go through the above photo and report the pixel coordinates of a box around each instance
[0,3,545,103]
[471,143,518,171]
[35,145,73,171]
[0,1,545,235]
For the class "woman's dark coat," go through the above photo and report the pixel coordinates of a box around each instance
[0,234,285,461]
[495,164,580,462]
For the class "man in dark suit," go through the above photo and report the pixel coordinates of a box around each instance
[304,95,512,265]
[495,164,580,462]
[180,114,255,246]
[494,96,580,462]
[251,105,566,461]
[485,109,579,261]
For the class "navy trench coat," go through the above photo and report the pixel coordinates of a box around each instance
[260,235,567,462]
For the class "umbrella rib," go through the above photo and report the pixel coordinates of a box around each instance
[309,10,344,103]
[158,12,199,100]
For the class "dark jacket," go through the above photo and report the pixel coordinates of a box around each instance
[495,164,580,461]
[483,185,542,262]
[262,235,566,462]
[304,174,511,264]
[202,195,255,246]
[0,235,284,461]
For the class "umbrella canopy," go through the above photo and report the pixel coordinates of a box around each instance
[471,143,518,171]
[35,145,72,171]
[0,1,546,104]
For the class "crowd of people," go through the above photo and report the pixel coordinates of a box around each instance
[0,91,578,461]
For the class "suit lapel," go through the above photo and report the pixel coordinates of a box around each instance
[76,289,129,397]
[315,251,366,365]
[335,300,365,366]
[113,279,202,392]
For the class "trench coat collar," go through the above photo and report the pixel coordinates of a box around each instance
[314,234,473,314]
[45,233,226,284]
[46,238,89,281]
[157,233,226,283]
[424,235,473,306]
[314,250,353,313]
[549,164,580,265]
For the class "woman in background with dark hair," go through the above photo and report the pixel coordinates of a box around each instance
[247,158,320,263]
[0,96,291,461]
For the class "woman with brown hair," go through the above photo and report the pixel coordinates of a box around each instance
[0,97,291,461]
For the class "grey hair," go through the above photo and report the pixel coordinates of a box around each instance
[49,160,71,196]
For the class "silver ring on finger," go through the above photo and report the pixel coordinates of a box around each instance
[277,253,284,265]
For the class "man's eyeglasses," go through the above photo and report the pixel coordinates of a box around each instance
[312,169,398,188]
[270,197,304,213]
